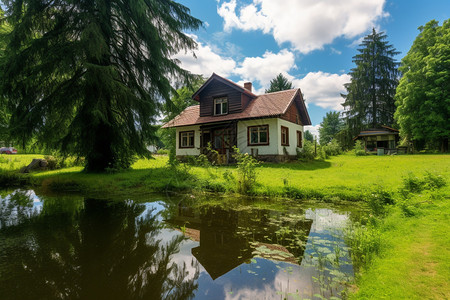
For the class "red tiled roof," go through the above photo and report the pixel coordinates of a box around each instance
[162,88,309,128]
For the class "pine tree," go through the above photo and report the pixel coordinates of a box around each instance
[395,20,449,152]
[342,29,399,136]
[265,73,294,93]
[0,0,202,171]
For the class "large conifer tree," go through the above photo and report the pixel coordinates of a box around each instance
[341,29,399,136]
[265,73,294,93]
[0,0,202,171]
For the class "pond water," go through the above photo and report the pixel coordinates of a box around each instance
[0,190,362,300]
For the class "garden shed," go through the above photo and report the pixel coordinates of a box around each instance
[354,126,400,154]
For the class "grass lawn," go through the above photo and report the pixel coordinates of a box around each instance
[350,190,450,299]
[1,153,449,199]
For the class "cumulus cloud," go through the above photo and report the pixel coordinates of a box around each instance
[174,35,236,77]
[305,124,320,138]
[234,49,296,87]
[217,0,387,53]
[293,72,350,110]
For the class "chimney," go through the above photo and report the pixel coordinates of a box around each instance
[244,82,252,92]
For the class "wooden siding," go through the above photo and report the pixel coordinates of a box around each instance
[198,80,242,117]
[281,95,303,125]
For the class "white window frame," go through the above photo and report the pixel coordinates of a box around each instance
[214,97,228,115]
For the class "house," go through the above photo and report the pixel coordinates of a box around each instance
[354,125,400,154]
[167,201,312,280]
[162,73,311,162]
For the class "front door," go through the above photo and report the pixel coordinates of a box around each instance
[213,128,232,154]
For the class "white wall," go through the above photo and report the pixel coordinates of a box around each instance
[277,118,304,156]
[175,125,201,156]
[237,118,280,155]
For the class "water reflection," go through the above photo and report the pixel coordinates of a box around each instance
[1,191,358,300]
[0,192,199,300]
[166,201,354,299]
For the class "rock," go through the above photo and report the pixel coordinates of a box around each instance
[21,159,48,173]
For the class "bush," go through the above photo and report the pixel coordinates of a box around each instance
[354,140,366,156]
[157,149,170,155]
[366,186,394,216]
[400,171,447,195]
[233,147,259,194]
[297,140,316,161]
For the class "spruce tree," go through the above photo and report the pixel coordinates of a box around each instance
[341,29,399,136]
[0,0,202,171]
[265,73,294,93]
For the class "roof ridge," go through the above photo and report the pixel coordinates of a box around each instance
[260,88,298,96]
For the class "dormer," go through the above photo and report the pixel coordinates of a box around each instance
[192,73,257,117]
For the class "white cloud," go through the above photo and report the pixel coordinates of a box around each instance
[217,0,388,53]
[305,124,320,138]
[294,71,350,111]
[234,49,296,88]
[174,35,236,77]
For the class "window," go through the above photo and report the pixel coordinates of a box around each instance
[179,131,194,148]
[297,131,302,148]
[248,125,269,145]
[281,126,289,146]
[214,97,228,115]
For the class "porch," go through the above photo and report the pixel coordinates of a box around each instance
[200,122,237,164]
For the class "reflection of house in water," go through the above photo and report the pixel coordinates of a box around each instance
[168,203,313,280]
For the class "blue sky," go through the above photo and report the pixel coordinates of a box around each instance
[175,0,449,136]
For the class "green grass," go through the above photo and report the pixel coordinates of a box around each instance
[2,153,449,200]
[349,188,450,299]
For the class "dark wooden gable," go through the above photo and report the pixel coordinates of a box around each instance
[281,91,311,125]
[193,73,257,117]
[197,79,243,117]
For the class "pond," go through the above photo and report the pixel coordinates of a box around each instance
[0,190,362,300]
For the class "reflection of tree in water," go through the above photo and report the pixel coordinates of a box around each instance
[0,194,198,300]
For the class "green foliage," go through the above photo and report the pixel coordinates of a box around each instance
[345,221,383,272]
[156,149,170,155]
[319,111,344,145]
[400,171,447,195]
[366,186,394,216]
[354,140,366,156]
[265,73,294,93]
[342,28,399,135]
[304,130,314,142]
[233,147,259,194]
[321,140,342,158]
[296,140,316,161]
[0,0,202,172]
[394,20,450,152]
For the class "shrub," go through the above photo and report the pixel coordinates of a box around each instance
[297,140,316,161]
[157,149,170,155]
[354,140,366,156]
[400,171,447,195]
[366,186,394,216]
[233,147,259,194]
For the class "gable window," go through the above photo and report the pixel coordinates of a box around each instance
[281,126,289,146]
[214,97,228,115]
[297,131,303,148]
[248,125,269,145]
[179,131,194,148]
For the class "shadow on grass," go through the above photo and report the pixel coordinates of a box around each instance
[35,165,200,196]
